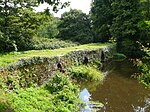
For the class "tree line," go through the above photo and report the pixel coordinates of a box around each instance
[0,0,150,58]
[0,0,69,52]
[91,0,150,57]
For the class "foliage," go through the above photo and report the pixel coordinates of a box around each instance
[45,72,80,112]
[0,89,11,112]
[91,0,113,42]
[138,20,150,47]
[68,65,104,81]
[140,0,150,19]
[110,0,142,57]
[58,9,94,44]
[31,37,78,50]
[37,0,70,12]
[0,0,69,52]
[91,0,150,58]
[8,87,52,112]
[137,46,150,87]
[45,72,79,93]
[36,11,60,39]
[1,73,80,112]
[138,67,150,87]
[0,0,69,14]
[0,6,43,52]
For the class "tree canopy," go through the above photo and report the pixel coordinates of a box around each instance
[91,0,113,42]
[91,0,150,57]
[58,9,94,44]
[0,0,69,52]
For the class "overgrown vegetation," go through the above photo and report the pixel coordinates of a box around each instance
[91,0,150,87]
[68,65,104,81]
[0,73,80,112]
[91,0,150,58]
[0,0,150,111]
[0,68,104,112]
[31,37,78,50]
[136,46,150,87]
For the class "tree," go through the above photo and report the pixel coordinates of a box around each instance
[110,0,142,57]
[38,0,70,12]
[140,0,150,19]
[0,0,69,52]
[58,9,94,44]
[91,0,113,42]
[138,20,150,47]
[37,10,60,39]
[0,7,43,51]
[138,0,150,47]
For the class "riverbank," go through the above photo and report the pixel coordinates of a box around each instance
[0,43,114,112]
[0,72,81,112]
[80,59,150,112]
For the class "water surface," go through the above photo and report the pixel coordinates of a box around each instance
[80,60,150,112]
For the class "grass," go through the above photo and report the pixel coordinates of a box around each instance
[0,43,113,67]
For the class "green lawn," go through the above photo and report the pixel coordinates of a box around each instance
[0,43,113,67]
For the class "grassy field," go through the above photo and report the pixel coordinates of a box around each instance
[0,43,113,67]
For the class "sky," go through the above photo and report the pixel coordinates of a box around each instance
[34,0,92,17]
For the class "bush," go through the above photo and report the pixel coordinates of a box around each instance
[137,47,150,87]
[68,65,104,81]
[0,32,15,52]
[30,37,78,50]
[117,39,144,58]
[139,71,150,87]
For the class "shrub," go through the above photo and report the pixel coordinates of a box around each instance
[30,37,78,50]
[5,73,80,112]
[68,65,104,81]
[45,72,79,94]
[137,60,150,87]
[136,47,150,87]
[139,71,150,87]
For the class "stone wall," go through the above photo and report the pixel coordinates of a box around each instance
[0,46,115,88]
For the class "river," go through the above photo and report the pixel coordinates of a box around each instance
[80,59,150,112]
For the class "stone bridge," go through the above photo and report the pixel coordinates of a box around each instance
[1,45,115,87]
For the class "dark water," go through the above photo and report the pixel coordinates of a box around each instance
[80,60,150,112]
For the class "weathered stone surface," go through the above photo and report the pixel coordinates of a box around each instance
[0,46,115,87]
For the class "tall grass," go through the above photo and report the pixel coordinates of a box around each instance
[68,65,104,81]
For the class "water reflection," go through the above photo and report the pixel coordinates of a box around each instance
[80,88,104,112]
[80,60,150,112]
[80,88,91,102]
[133,95,150,112]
